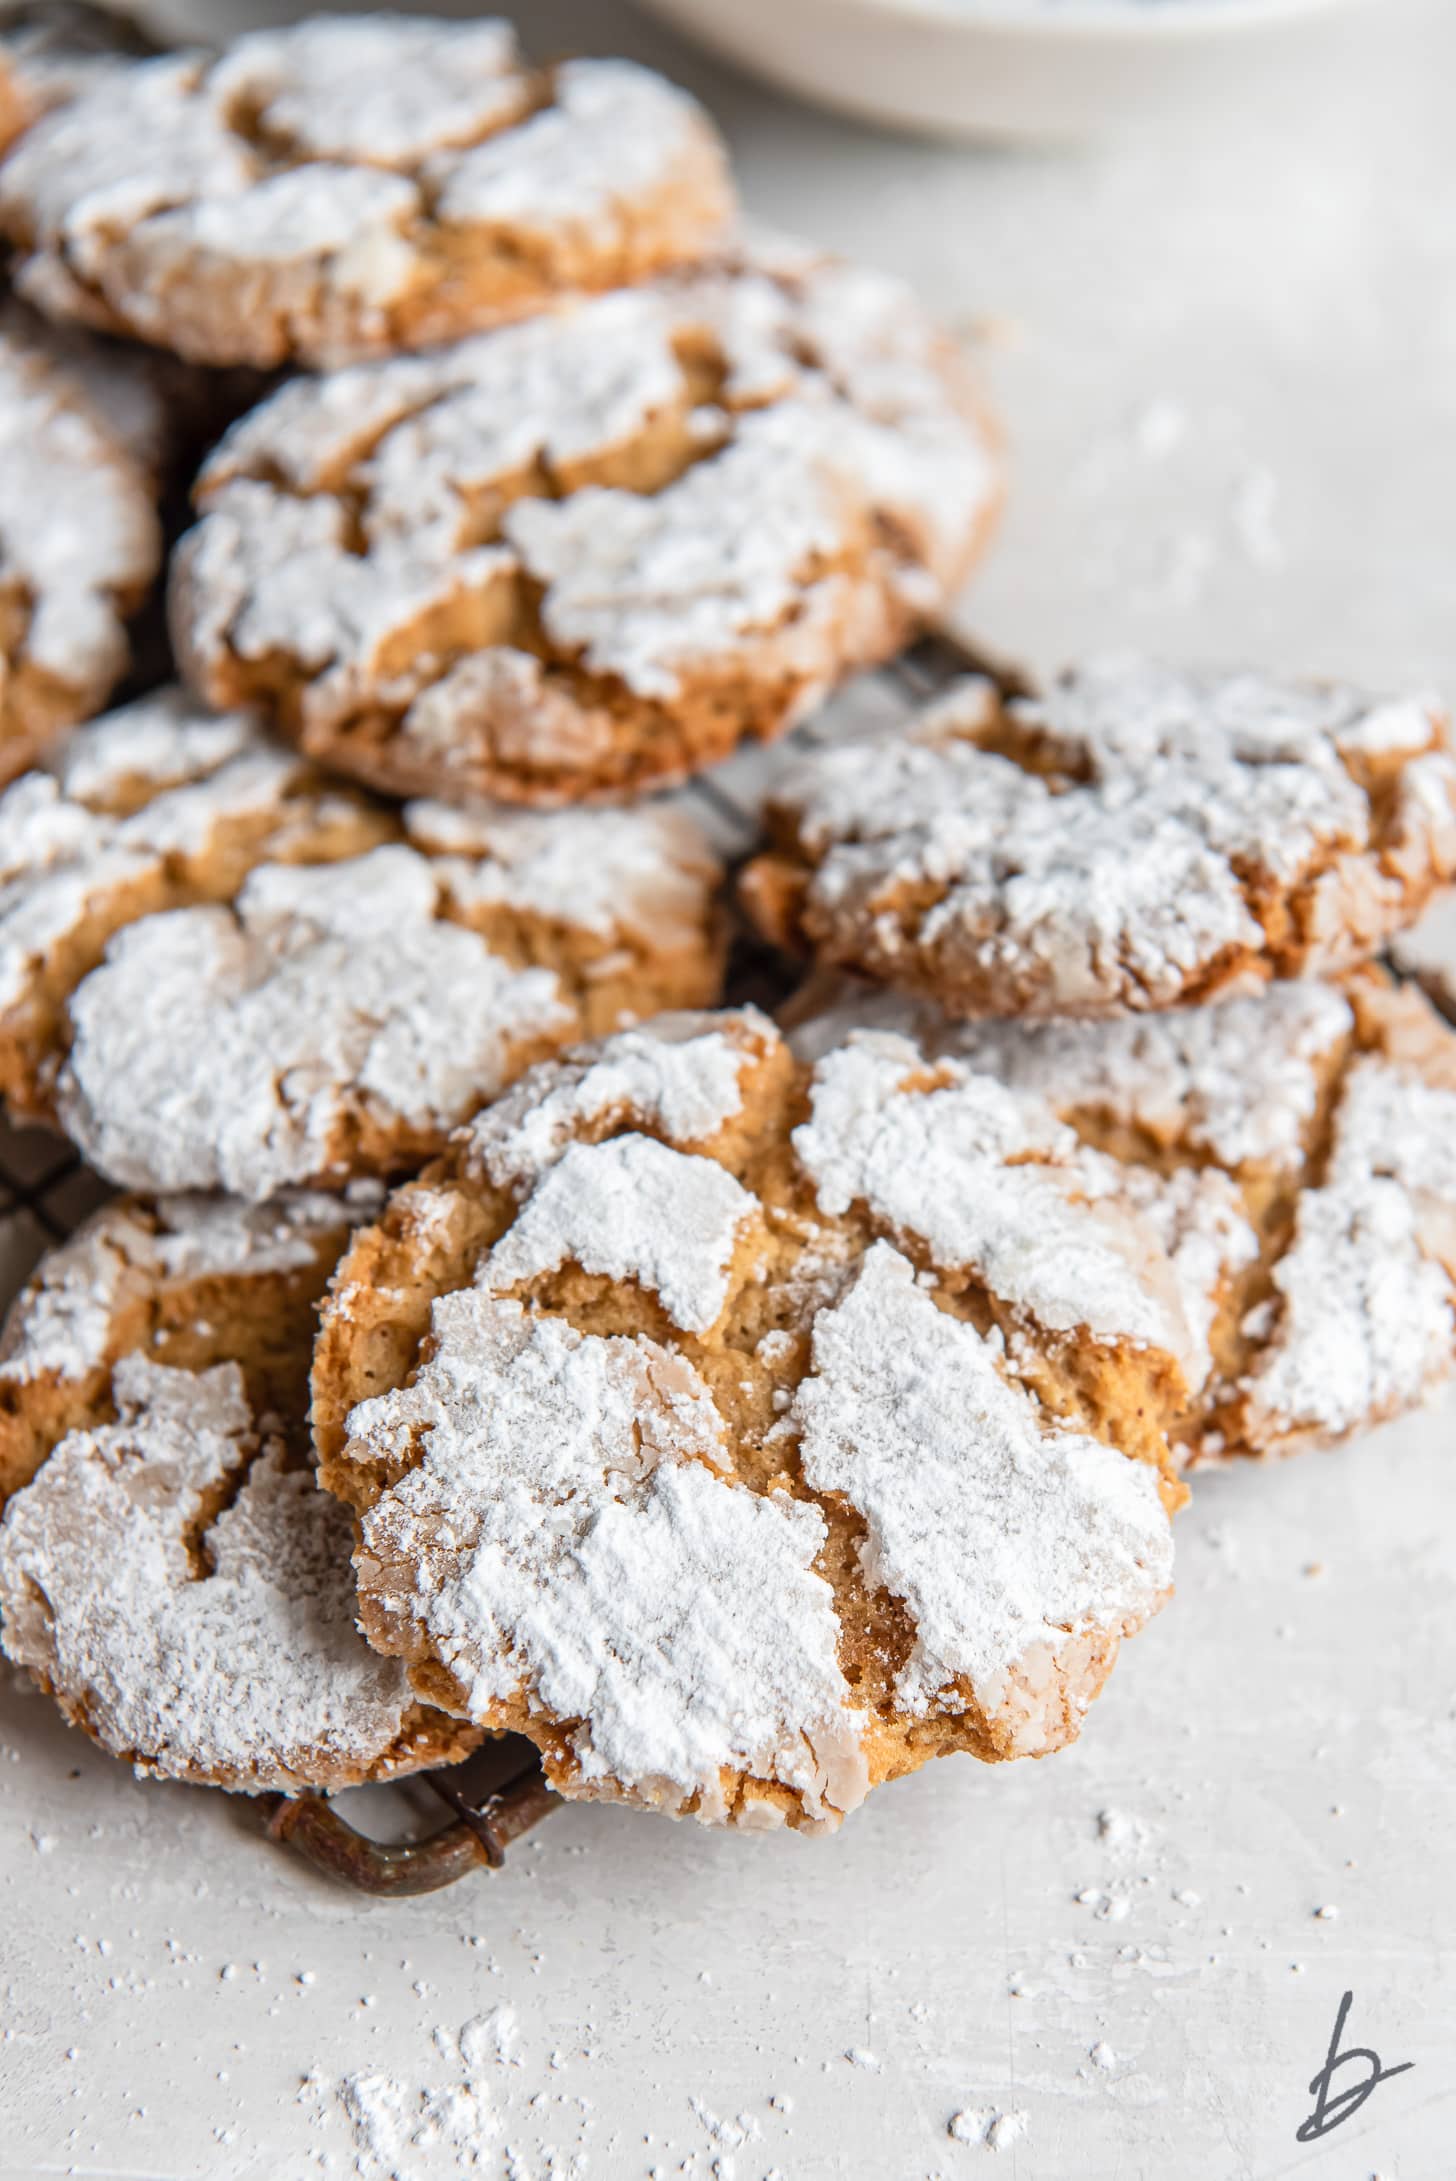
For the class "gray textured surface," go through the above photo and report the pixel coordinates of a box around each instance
[3,3,1454,2175]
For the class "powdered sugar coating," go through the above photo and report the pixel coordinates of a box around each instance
[171,249,998,805]
[0,688,724,1177]
[789,977,1354,1177]
[0,691,325,1026]
[350,1294,867,1827]
[792,1246,1172,1736]
[211,16,527,168]
[1118,1164,1259,1392]
[484,1135,758,1334]
[403,799,721,947]
[58,847,570,1199]
[0,1189,367,1389]
[794,1032,1195,1366]
[0,1357,430,1792]
[462,1009,765,1197]
[323,1006,1190,1825]
[751,658,1456,1018]
[0,26,731,368]
[788,967,1456,1459]
[0,315,160,767]
[1239,1055,1456,1447]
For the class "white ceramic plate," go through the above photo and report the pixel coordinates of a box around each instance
[638,0,1374,140]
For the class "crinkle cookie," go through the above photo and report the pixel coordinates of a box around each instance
[0,0,165,144]
[0,1190,479,1792]
[0,688,726,1196]
[786,966,1456,1462]
[169,243,1000,807]
[0,16,735,368]
[0,309,162,783]
[742,658,1456,1020]
[312,1009,1184,1833]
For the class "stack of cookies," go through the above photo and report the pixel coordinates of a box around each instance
[0,12,1450,1844]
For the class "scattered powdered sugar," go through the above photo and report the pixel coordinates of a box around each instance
[348,1293,867,1826]
[793,1032,1194,1365]
[764,657,1456,1015]
[462,1011,767,1197]
[948,2106,1030,2151]
[483,1134,758,1334]
[300,2004,605,2179]
[57,846,570,1199]
[325,2006,522,2178]
[790,1245,1173,1742]
[0,1357,421,1791]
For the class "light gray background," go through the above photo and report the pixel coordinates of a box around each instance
[3,2,1455,2175]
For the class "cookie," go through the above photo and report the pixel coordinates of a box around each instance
[0,688,726,1196]
[0,17,734,369]
[741,657,1456,1021]
[169,241,1000,807]
[786,966,1456,1462]
[1389,888,1456,1022]
[0,1,165,151]
[0,308,162,783]
[312,1009,1183,1833]
[0,49,25,154]
[0,1190,479,1792]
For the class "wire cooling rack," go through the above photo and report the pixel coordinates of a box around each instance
[0,630,1012,1894]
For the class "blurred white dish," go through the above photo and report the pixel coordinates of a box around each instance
[638,0,1373,140]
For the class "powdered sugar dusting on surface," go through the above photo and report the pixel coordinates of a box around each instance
[766,657,1456,1016]
[348,1293,868,1827]
[791,1246,1173,1740]
[56,846,569,1199]
[462,1010,764,1196]
[794,1031,1193,1362]
[483,1134,757,1333]
[0,1357,422,1791]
